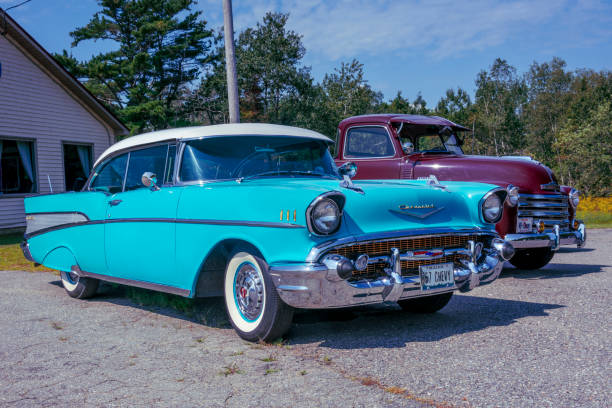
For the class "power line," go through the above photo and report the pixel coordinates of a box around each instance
[6,0,33,12]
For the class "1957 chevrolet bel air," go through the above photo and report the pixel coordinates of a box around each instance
[22,124,514,341]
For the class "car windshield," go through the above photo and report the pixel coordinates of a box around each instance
[179,136,339,182]
[398,125,464,154]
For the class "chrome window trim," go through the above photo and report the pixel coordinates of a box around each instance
[305,191,346,236]
[85,140,178,191]
[479,187,507,224]
[175,136,339,185]
[342,125,397,160]
[306,227,496,262]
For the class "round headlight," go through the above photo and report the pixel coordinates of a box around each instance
[506,185,519,207]
[310,198,341,235]
[482,193,503,223]
[569,189,580,208]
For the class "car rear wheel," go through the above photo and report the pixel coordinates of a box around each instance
[60,269,99,299]
[398,292,453,313]
[509,247,554,270]
[224,248,294,342]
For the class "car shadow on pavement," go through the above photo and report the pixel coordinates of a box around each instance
[47,278,564,348]
[500,262,607,280]
[289,294,564,349]
[49,279,231,329]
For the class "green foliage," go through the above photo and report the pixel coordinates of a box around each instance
[55,0,214,135]
[53,5,609,195]
[556,101,612,195]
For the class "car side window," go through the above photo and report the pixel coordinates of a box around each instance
[89,154,128,194]
[124,145,168,191]
[345,127,395,158]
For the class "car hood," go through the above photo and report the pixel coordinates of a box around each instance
[413,154,557,193]
[200,178,499,236]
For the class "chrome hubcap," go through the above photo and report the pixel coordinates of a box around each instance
[234,263,264,321]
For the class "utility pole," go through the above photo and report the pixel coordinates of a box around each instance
[223,0,240,123]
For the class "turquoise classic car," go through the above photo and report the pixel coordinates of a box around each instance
[22,124,514,341]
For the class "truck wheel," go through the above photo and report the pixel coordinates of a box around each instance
[224,248,294,342]
[398,292,453,313]
[60,270,99,299]
[509,248,554,270]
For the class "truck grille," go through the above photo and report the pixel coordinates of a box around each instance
[326,234,484,279]
[518,194,570,232]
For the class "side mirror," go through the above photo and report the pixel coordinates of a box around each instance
[142,172,160,191]
[338,162,357,179]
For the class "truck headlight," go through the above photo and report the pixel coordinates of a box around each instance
[306,192,345,235]
[482,192,504,223]
[506,185,519,207]
[569,189,580,208]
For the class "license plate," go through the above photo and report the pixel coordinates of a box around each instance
[420,262,454,291]
[517,217,533,233]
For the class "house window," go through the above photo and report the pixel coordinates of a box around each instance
[0,139,36,194]
[63,144,92,191]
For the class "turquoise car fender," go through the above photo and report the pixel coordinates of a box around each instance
[42,246,77,273]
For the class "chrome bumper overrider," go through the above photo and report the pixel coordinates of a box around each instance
[20,240,35,262]
[505,222,586,250]
[268,239,514,309]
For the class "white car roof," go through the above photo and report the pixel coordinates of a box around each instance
[94,123,333,166]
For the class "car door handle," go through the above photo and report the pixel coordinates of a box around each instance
[109,199,122,206]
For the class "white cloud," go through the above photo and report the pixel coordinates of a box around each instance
[198,0,611,60]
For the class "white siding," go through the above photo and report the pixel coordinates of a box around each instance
[0,35,112,229]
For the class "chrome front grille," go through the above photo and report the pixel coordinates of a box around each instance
[326,234,486,279]
[518,194,570,232]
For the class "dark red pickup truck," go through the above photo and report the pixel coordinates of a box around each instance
[334,114,586,270]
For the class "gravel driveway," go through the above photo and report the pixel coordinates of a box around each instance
[1,229,610,407]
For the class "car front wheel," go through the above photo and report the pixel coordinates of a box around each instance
[224,248,294,342]
[60,269,99,299]
[509,247,554,270]
[398,292,453,313]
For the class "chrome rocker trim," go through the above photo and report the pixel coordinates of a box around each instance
[268,237,514,309]
[505,222,586,250]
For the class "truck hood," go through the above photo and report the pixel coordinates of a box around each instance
[412,154,556,193]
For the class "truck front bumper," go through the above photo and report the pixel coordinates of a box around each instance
[505,222,586,250]
[268,239,513,309]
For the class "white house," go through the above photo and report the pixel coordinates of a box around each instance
[0,10,127,231]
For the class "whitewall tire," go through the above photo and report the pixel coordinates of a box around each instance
[60,269,99,299]
[224,248,293,342]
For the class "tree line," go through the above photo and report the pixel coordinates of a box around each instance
[55,0,610,196]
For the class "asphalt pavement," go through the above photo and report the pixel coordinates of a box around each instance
[1,229,610,407]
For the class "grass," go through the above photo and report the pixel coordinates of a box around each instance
[577,197,612,228]
[576,210,612,228]
[0,233,54,273]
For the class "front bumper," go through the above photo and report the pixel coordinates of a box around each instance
[505,222,586,250]
[268,239,513,309]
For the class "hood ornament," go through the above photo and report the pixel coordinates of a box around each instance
[417,174,447,190]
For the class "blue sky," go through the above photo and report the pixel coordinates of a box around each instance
[2,0,611,107]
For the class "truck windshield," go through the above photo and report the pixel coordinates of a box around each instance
[399,128,464,154]
[179,136,339,182]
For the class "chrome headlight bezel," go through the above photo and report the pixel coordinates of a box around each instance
[480,188,506,224]
[306,192,345,236]
[506,185,519,207]
[569,188,580,208]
